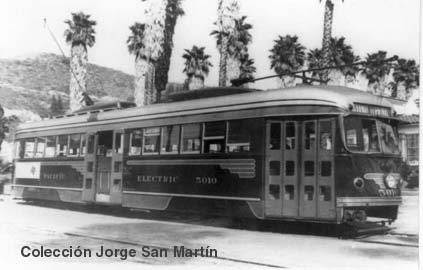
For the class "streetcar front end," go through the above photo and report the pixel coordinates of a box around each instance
[335,104,404,225]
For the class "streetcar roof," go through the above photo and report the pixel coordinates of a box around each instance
[16,85,393,133]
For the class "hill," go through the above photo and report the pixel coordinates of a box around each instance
[0,53,135,117]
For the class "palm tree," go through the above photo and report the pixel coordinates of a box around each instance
[141,0,167,105]
[307,37,359,86]
[320,0,343,82]
[269,35,306,88]
[211,0,240,87]
[127,23,148,106]
[182,46,213,90]
[307,48,325,83]
[328,37,360,85]
[226,16,253,85]
[64,12,96,111]
[239,53,256,80]
[128,0,167,106]
[155,0,184,102]
[239,53,256,88]
[362,51,393,96]
[391,59,419,100]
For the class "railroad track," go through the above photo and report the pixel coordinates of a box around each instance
[16,223,418,270]
[19,225,285,268]
[352,232,418,248]
[64,232,286,268]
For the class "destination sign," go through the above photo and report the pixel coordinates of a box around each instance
[353,103,391,117]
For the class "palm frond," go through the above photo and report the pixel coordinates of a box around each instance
[63,12,96,48]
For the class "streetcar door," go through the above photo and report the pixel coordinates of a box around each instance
[264,121,283,216]
[95,130,114,202]
[109,130,124,204]
[300,120,318,218]
[316,119,336,219]
[299,119,336,219]
[282,121,299,217]
[82,133,97,202]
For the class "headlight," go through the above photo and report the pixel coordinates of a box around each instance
[353,177,365,189]
[385,174,397,189]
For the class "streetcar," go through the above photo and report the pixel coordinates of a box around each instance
[11,85,404,227]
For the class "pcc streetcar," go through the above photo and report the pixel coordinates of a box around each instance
[11,85,404,226]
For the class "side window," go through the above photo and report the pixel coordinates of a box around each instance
[304,161,315,176]
[129,130,143,156]
[80,134,86,156]
[203,121,225,153]
[269,184,280,199]
[69,134,81,157]
[269,123,281,150]
[56,135,68,157]
[115,133,123,154]
[285,122,296,150]
[143,127,160,154]
[161,125,180,154]
[227,120,252,153]
[14,140,24,159]
[181,124,201,153]
[45,136,56,157]
[35,138,46,158]
[24,138,35,158]
[319,186,332,201]
[284,185,295,200]
[87,134,95,154]
[304,122,316,150]
[285,161,295,176]
[97,131,114,156]
[269,161,280,176]
[304,185,314,201]
[320,121,332,151]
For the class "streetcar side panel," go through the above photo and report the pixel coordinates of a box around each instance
[121,118,265,213]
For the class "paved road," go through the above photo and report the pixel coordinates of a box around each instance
[0,192,418,269]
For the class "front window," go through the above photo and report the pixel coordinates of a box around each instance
[379,122,400,154]
[344,116,399,154]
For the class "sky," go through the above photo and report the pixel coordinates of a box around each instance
[0,0,420,89]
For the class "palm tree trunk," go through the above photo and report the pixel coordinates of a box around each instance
[143,0,167,102]
[321,0,334,83]
[396,81,407,100]
[327,70,344,86]
[189,76,204,90]
[226,56,241,86]
[219,36,229,87]
[155,0,183,102]
[278,76,296,88]
[344,74,356,87]
[367,81,379,95]
[69,44,88,111]
[134,57,148,106]
[145,61,157,105]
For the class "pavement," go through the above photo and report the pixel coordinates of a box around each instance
[0,190,419,270]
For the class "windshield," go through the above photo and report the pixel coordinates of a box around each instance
[344,116,400,154]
